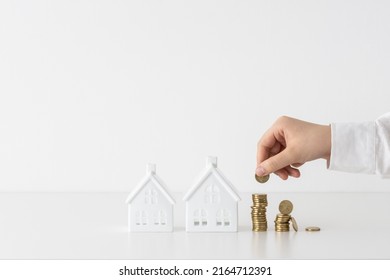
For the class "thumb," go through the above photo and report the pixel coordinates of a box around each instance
[257,149,294,175]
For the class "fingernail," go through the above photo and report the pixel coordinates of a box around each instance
[256,166,266,176]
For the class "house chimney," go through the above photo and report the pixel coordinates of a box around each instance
[206,156,217,167]
[146,163,156,174]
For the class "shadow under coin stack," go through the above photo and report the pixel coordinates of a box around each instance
[274,200,298,232]
[251,194,268,231]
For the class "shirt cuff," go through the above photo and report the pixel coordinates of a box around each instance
[329,121,376,174]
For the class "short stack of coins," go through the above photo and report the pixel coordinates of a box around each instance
[274,200,298,232]
[251,194,268,231]
[274,214,291,232]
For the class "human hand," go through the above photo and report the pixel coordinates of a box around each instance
[256,116,331,180]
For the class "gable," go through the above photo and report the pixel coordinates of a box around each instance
[126,174,175,205]
[190,176,237,203]
[183,166,240,202]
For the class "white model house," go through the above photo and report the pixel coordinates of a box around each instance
[126,163,175,232]
[183,156,241,232]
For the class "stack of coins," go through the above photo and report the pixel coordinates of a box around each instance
[274,214,291,232]
[251,194,268,231]
[274,200,298,232]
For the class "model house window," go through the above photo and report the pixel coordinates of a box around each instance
[135,210,148,225]
[144,188,158,204]
[216,209,231,226]
[205,184,220,204]
[154,210,167,225]
[193,209,208,226]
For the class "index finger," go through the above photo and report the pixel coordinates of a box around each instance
[256,127,278,167]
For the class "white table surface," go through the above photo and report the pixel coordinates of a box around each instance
[0,192,389,259]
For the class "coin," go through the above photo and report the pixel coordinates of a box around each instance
[279,200,293,215]
[305,226,320,232]
[291,216,298,232]
[255,174,270,183]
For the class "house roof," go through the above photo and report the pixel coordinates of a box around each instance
[126,165,175,205]
[183,161,241,202]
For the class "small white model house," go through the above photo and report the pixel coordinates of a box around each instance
[126,164,175,232]
[183,156,241,232]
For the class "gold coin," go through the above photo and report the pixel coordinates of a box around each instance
[279,200,293,215]
[291,216,298,232]
[276,213,290,217]
[305,226,320,232]
[255,174,270,183]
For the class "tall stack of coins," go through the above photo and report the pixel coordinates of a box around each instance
[251,194,268,231]
[274,200,298,232]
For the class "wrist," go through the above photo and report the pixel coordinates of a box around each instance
[320,124,331,162]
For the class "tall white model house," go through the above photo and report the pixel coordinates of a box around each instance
[183,156,241,232]
[126,164,175,232]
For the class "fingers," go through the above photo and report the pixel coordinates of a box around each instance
[291,163,304,168]
[256,127,278,167]
[256,116,303,180]
[257,148,294,176]
[266,165,300,180]
[285,165,301,178]
[274,169,288,180]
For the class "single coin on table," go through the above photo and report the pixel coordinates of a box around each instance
[279,200,293,215]
[255,174,270,183]
[305,226,321,232]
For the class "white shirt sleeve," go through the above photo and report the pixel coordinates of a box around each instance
[329,113,390,175]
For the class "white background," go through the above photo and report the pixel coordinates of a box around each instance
[0,0,389,192]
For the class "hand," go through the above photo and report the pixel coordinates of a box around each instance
[256,116,331,180]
